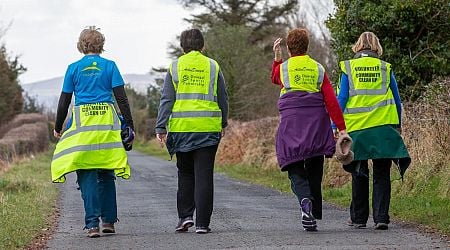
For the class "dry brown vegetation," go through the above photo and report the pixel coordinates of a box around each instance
[0,113,50,170]
[217,77,450,198]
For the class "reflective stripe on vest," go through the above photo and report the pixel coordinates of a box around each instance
[51,103,130,183]
[171,110,222,118]
[280,55,324,96]
[168,51,222,132]
[53,142,123,161]
[340,57,398,132]
[344,99,396,114]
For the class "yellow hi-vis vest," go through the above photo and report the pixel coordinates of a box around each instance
[280,55,325,96]
[339,57,399,133]
[51,103,130,183]
[168,51,222,132]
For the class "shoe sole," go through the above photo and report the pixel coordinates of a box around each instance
[102,228,115,233]
[374,224,388,230]
[195,229,211,234]
[303,227,318,232]
[88,233,100,238]
[175,221,194,232]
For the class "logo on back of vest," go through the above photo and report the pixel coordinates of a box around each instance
[293,74,316,85]
[292,67,314,72]
[183,67,205,73]
[180,74,206,87]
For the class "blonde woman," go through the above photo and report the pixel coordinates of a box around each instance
[51,27,134,237]
[336,32,410,230]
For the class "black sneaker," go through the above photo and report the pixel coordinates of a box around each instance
[374,222,388,230]
[300,198,317,231]
[195,226,211,234]
[347,218,366,228]
[175,216,194,232]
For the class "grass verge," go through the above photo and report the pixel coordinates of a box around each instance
[135,139,449,234]
[0,150,59,249]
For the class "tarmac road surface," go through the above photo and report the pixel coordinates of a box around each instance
[47,151,448,249]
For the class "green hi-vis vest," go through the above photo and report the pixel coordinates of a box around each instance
[168,51,222,132]
[340,57,399,133]
[280,55,325,96]
[51,103,130,183]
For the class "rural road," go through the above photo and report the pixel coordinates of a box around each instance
[47,151,448,249]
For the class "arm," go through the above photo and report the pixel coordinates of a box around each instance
[155,72,176,134]
[217,70,229,128]
[54,66,75,137]
[321,73,346,131]
[390,71,402,127]
[54,92,72,133]
[109,62,134,130]
[337,73,350,111]
[271,60,283,86]
[112,86,134,130]
[271,37,283,87]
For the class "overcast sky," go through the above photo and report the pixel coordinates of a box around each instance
[1,0,190,84]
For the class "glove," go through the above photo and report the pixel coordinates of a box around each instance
[121,126,135,151]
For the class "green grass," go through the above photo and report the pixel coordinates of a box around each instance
[0,150,59,249]
[135,140,449,234]
[323,172,450,233]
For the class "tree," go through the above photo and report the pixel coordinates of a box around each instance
[180,0,298,42]
[169,0,299,57]
[147,67,165,118]
[326,0,450,99]
[122,85,147,139]
[23,92,44,113]
[0,46,25,126]
[204,24,279,120]
[287,0,336,76]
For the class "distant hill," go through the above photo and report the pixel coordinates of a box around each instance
[21,73,158,111]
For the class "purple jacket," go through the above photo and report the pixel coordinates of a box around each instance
[276,91,335,170]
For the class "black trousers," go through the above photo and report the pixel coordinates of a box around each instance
[350,159,392,224]
[286,155,324,219]
[175,145,218,227]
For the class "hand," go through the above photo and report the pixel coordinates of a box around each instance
[53,129,62,139]
[156,133,166,148]
[339,129,348,137]
[273,38,282,61]
[334,129,348,140]
[397,127,402,135]
[221,129,226,138]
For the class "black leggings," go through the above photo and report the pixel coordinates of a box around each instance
[285,155,324,219]
[175,145,218,227]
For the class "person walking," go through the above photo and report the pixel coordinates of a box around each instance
[271,28,347,231]
[51,26,135,238]
[155,28,229,234]
[336,31,410,230]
